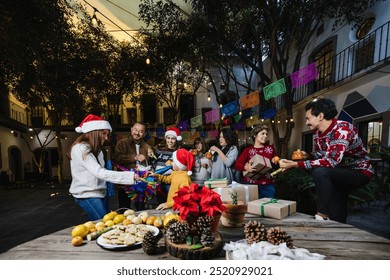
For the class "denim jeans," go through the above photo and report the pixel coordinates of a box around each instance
[74,197,110,221]
[259,184,276,198]
[312,167,370,223]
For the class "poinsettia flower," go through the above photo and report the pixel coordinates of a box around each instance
[173,183,225,221]
[199,193,226,217]
[173,198,199,220]
[176,186,191,197]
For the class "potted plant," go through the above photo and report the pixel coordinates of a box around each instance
[172,183,226,231]
[165,183,226,259]
[221,191,248,227]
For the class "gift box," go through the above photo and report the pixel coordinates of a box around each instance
[243,154,272,179]
[212,183,258,204]
[204,178,228,188]
[247,198,296,219]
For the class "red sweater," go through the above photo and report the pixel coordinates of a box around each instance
[297,119,374,178]
[235,145,277,185]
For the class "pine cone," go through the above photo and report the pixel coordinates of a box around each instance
[142,231,158,255]
[266,227,294,248]
[166,221,190,244]
[163,219,179,234]
[200,228,215,247]
[244,220,267,244]
[196,215,214,234]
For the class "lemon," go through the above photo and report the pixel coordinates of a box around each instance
[113,214,125,224]
[71,224,89,238]
[84,221,95,231]
[95,221,105,230]
[122,218,132,226]
[103,212,116,223]
[163,214,180,227]
[153,217,163,228]
[105,220,114,227]
[146,216,156,225]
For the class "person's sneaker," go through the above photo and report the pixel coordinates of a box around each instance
[314,214,329,220]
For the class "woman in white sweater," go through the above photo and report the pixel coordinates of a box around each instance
[68,114,137,220]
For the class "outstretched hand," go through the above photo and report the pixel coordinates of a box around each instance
[156,202,168,210]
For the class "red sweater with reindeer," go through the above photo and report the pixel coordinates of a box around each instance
[297,119,374,178]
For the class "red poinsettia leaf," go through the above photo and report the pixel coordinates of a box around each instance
[189,183,200,192]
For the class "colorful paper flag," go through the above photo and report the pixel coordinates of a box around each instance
[205,108,220,124]
[264,78,286,100]
[290,63,319,88]
[240,91,260,110]
[178,119,189,131]
[190,115,203,128]
[245,116,259,127]
[260,108,276,120]
[221,101,239,117]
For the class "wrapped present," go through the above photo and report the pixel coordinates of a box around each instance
[212,182,258,204]
[247,198,296,219]
[243,154,272,179]
[204,178,228,188]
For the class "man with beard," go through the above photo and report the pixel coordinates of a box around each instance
[113,122,153,211]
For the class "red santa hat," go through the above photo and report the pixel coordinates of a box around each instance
[75,114,112,133]
[165,127,182,141]
[172,148,194,176]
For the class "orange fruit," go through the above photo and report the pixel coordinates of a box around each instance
[71,236,83,246]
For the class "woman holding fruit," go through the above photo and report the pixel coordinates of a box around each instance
[234,125,279,198]
[68,114,139,221]
[190,137,212,186]
[209,127,239,184]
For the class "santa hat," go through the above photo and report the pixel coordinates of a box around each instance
[165,127,182,141]
[75,114,112,133]
[172,148,194,176]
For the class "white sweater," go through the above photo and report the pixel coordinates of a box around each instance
[69,143,135,199]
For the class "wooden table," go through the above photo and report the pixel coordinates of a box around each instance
[1,210,389,260]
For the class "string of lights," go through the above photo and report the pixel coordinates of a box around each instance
[81,0,150,63]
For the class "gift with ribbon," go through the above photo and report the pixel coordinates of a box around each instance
[243,154,273,180]
[247,198,297,219]
[212,182,258,204]
[204,177,229,188]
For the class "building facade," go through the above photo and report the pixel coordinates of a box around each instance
[1,1,389,184]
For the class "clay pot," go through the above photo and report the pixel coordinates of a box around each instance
[221,201,247,227]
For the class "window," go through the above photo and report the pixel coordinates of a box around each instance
[141,94,157,123]
[356,18,375,40]
[163,107,175,125]
[354,33,375,73]
[313,41,334,91]
[180,94,194,121]
[358,119,382,149]
[126,108,137,125]
[31,105,43,127]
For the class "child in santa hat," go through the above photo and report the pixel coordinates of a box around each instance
[148,148,194,210]
[68,114,139,220]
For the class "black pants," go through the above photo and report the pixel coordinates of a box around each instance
[312,167,370,223]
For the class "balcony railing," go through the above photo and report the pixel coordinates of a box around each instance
[276,20,390,110]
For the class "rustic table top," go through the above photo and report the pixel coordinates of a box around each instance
[1,211,389,260]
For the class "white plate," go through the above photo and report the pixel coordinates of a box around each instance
[96,225,159,250]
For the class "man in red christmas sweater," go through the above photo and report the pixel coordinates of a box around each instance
[279,98,374,223]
